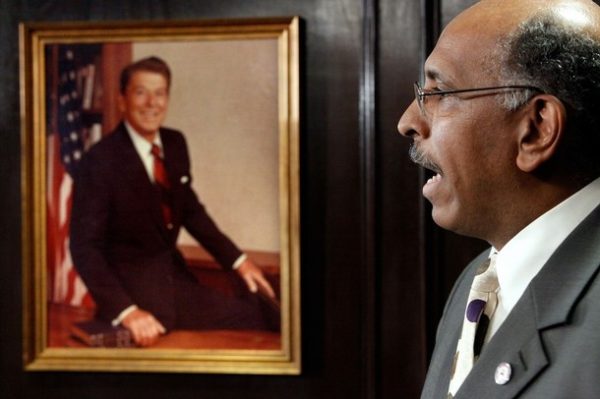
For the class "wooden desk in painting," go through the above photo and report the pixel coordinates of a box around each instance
[48,246,281,350]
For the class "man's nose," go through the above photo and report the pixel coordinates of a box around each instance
[146,94,159,106]
[397,100,428,139]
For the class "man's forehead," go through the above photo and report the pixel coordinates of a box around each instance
[128,71,168,87]
[423,25,500,86]
[131,70,166,80]
[423,0,600,86]
[424,0,571,86]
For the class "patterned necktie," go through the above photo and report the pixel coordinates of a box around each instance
[448,254,499,397]
[150,144,172,226]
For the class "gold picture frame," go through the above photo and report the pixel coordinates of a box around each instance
[20,17,300,374]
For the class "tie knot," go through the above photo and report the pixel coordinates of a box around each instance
[472,256,499,293]
[151,144,162,158]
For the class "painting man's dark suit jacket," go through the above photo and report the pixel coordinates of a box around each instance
[421,204,600,398]
[70,123,243,330]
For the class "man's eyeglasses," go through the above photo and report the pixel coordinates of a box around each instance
[413,81,543,117]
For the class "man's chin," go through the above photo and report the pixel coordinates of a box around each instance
[135,123,162,137]
[430,206,457,232]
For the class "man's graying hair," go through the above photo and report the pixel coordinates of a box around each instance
[499,13,600,181]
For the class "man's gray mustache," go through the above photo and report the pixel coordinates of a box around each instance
[409,144,441,174]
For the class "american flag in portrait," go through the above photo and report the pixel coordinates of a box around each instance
[46,45,96,308]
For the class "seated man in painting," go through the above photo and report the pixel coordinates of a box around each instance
[70,56,276,347]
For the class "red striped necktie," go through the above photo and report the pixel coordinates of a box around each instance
[150,143,172,226]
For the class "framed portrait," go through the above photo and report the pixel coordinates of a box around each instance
[20,17,300,374]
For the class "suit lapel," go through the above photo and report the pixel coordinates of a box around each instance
[455,291,548,398]
[456,204,600,398]
[159,128,179,192]
[160,128,188,229]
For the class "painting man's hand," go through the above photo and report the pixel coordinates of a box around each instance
[122,308,166,347]
[237,259,276,299]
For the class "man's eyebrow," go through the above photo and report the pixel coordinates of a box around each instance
[424,68,443,83]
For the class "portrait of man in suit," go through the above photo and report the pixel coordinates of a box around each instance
[70,56,276,347]
[397,0,600,397]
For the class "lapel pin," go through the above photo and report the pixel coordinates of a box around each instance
[494,362,512,385]
[180,175,189,184]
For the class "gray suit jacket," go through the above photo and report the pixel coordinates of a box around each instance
[422,204,600,398]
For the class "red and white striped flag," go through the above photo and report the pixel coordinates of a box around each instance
[46,45,96,308]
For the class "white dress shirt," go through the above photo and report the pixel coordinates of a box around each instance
[125,121,163,183]
[487,176,600,339]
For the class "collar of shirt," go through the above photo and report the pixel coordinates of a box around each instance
[489,176,600,335]
[124,121,163,182]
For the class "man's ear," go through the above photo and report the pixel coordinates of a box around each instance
[516,95,566,173]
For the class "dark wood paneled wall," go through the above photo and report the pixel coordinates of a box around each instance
[0,0,487,398]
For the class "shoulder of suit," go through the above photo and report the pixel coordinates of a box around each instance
[160,126,185,140]
[80,124,136,168]
[159,127,188,148]
[85,127,125,156]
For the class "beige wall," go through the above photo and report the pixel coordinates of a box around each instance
[133,39,279,252]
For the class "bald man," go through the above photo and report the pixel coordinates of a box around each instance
[398,0,600,397]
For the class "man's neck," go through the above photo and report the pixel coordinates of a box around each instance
[488,181,589,250]
[124,120,158,144]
